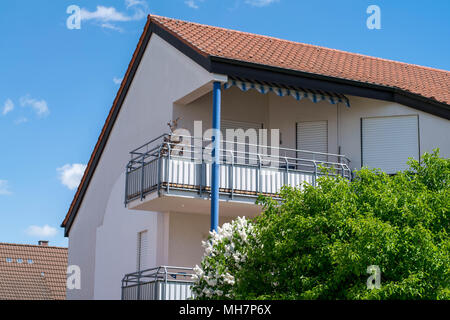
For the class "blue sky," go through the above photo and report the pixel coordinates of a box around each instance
[0,0,449,247]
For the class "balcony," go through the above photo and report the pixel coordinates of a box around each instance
[121,266,195,300]
[125,134,351,214]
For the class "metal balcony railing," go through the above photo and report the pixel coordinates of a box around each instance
[125,134,351,204]
[121,266,195,300]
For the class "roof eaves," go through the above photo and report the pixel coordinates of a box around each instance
[209,55,450,119]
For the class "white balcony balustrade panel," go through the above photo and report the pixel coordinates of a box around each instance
[260,168,283,194]
[287,171,314,190]
[233,166,258,192]
[160,158,198,186]
[158,158,316,195]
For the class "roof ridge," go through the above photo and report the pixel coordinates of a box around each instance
[0,242,68,250]
[149,14,450,75]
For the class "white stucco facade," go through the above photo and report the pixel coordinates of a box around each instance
[66,30,449,300]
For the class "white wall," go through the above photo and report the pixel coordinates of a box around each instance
[93,173,160,300]
[67,33,218,300]
[168,212,235,268]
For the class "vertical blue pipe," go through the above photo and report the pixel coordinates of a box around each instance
[211,81,221,232]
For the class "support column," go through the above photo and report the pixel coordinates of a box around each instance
[211,81,221,232]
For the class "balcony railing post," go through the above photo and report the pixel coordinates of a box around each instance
[199,161,204,197]
[137,270,141,300]
[284,157,289,188]
[124,165,129,207]
[313,160,317,187]
[140,157,145,201]
[166,143,171,194]
[164,266,168,300]
[257,154,262,194]
[157,145,162,196]
[230,150,234,199]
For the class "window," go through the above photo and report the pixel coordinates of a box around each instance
[27,259,34,264]
[296,121,328,162]
[137,230,149,272]
[6,258,12,263]
[361,115,419,174]
[17,259,23,263]
[221,119,264,165]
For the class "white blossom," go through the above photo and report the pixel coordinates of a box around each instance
[192,216,254,298]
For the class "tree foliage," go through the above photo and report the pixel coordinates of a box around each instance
[193,150,449,299]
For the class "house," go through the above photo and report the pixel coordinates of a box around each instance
[0,241,68,300]
[61,15,450,300]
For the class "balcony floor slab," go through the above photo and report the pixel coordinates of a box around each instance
[127,190,262,218]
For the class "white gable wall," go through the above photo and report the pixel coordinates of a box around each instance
[67,33,218,300]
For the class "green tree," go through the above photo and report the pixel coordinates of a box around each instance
[193,150,449,300]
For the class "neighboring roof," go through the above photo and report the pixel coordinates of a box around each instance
[0,243,68,300]
[61,15,450,236]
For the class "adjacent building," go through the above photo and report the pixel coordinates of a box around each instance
[0,241,68,300]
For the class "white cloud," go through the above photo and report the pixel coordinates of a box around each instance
[80,0,147,24]
[245,0,279,7]
[185,0,276,9]
[20,95,50,117]
[0,180,12,195]
[81,6,135,22]
[101,23,124,32]
[2,99,14,115]
[185,0,200,9]
[14,117,28,125]
[126,0,147,9]
[57,163,87,190]
[113,77,123,84]
[26,225,58,238]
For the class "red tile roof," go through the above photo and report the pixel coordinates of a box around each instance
[150,15,450,105]
[62,15,449,236]
[0,243,68,300]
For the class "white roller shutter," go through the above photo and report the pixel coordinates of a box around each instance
[221,120,263,136]
[362,115,419,174]
[137,230,149,272]
[296,121,328,161]
[221,120,263,164]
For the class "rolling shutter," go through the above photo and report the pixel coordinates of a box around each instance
[221,119,263,136]
[137,230,149,272]
[362,115,419,174]
[221,120,263,164]
[296,121,328,161]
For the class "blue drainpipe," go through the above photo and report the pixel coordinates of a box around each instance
[211,81,221,232]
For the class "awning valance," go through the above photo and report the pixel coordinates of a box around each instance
[223,79,350,107]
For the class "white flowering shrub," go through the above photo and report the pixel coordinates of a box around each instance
[192,216,255,299]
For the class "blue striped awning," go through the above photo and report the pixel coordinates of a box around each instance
[223,79,350,107]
